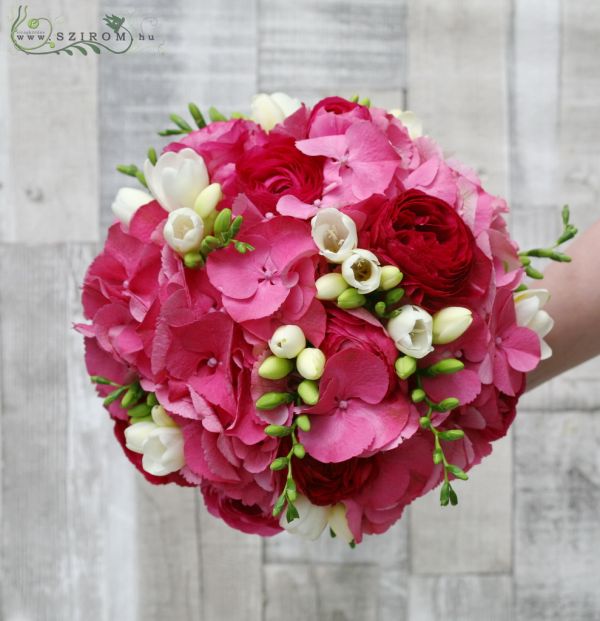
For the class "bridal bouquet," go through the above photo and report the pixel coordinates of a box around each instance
[79,93,576,544]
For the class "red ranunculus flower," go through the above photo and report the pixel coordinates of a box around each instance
[236,134,324,213]
[357,190,479,310]
[292,453,378,506]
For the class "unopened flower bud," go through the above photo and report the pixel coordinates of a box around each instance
[437,397,460,411]
[258,355,295,380]
[296,348,326,380]
[395,355,417,380]
[337,287,366,309]
[315,273,349,300]
[293,443,306,459]
[411,388,426,403]
[297,380,319,405]
[269,325,306,359]
[194,182,223,219]
[296,414,311,432]
[426,358,465,376]
[380,265,403,290]
[256,392,293,410]
[432,307,473,345]
[163,207,205,254]
[213,208,232,236]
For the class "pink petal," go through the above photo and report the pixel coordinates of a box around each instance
[276,195,318,219]
[502,326,541,372]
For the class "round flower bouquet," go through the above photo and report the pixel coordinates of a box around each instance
[79,93,576,544]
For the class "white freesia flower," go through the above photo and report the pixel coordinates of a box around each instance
[432,307,473,345]
[296,348,326,380]
[163,207,205,254]
[251,92,302,131]
[311,208,358,264]
[124,405,185,477]
[342,249,382,294]
[144,148,209,212]
[281,496,354,543]
[111,187,153,227]
[269,325,306,359]
[388,109,423,139]
[387,305,434,359]
[514,289,554,360]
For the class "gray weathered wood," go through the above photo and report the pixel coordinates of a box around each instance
[408,575,513,621]
[407,0,513,576]
[514,411,600,620]
[265,563,379,621]
[1,2,99,243]
[258,0,407,107]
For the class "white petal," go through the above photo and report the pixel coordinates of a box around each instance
[529,309,554,339]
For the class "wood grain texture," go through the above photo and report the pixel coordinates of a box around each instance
[98,0,258,233]
[0,243,139,621]
[514,411,600,620]
[265,563,379,621]
[2,2,99,243]
[258,0,407,106]
[407,0,513,577]
[408,575,513,621]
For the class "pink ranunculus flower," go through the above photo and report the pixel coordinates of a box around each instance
[206,216,318,322]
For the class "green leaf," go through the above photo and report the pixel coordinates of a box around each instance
[103,385,128,407]
[64,48,73,56]
[285,502,300,523]
[169,113,193,132]
[440,480,450,506]
[74,45,88,55]
[88,43,101,54]
[448,486,459,506]
[208,106,227,122]
[188,102,206,128]
[329,527,337,538]
[158,128,187,136]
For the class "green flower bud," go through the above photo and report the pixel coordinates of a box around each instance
[297,380,319,405]
[183,252,205,269]
[437,397,460,412]
[419,416,430,429]
[270,457,289,471]
[121,384,143,409]
[395,355,417,380]
[128,403,152,418]
[293,443,306,459]
[433,448,443,464]
[229,215,243,238]
[200,235,221,255]
[426,358,465,377]
[256,392,293,410]
[296,414,311,432]
[264,424,292,437]
[384,287,405,306]
[213,208,232,236]
[337,287,366,309]
[411,388,426,403]
[380,265,403,290]
[146,392,158,407]
[374,301,387,317]
[296,348,326,380]
[286,488,298,502]
[439,429,465,441]
[258,355,295,380]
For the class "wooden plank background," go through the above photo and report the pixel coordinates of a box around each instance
[1,1,599,619]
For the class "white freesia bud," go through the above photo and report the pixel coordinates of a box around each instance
[194,182,223,219]
[124,420,156,454]
[311,208,358,264]
[280,495,330,541]
[431,307,473,345]
[514,289,554,360]
[387,305,434,359]
[389,109,423,139]
[251,92,302,131]
[380,265,403,291]
[124,405,185,477]
[342,249,382,294]
[315,273,349,300]
[111,187,153,227]
[269,325,306,359]
[328,503,354,544]
[144,148,209,212]
[163,207,205,254]
[296,348,326,380]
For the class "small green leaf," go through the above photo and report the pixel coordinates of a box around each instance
[286,502,300,522]
[74,45,88,55]
[158,128,187,136]
[440,480,450,506]
[88,43,101,54]
[449,486,459,506]
[447,464,469,480]
[208,106,227,122]
[188,102,206,128]
[169,113,193,132]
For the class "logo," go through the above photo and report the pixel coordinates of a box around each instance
[10,5,158,55]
